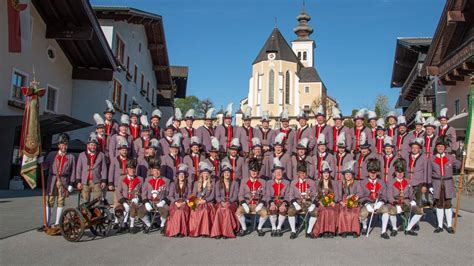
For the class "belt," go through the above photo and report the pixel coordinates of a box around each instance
[431,177,453,181]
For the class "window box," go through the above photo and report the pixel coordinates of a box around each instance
[7,100,25,110]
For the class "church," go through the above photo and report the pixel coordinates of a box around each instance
[238,6,337,127]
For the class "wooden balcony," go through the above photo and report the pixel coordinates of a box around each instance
[405,96,435,126]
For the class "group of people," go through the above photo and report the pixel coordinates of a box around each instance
[42,100,461,239]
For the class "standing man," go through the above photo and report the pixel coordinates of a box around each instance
[386,111,398,138]
[313,105,333,154]
[407,111,425,143]
[275,108,295,155]
[352,109,372,153]
[196,108,215,153]
[355,132,380,181]
[294,109,314,154]
[136,139,159,179]
[181,109,196,154]
[93,113,109,163]
[312,134,336,180]
[423,117,439,158]
[394,116,410,159]
[204,137,221,177]
[183,136,206,182]
[331,106,352,153]
[133,115,153,159]
[334,133,353,181]
[264,133,292,180]
[108,114,133,159]
[129,107,142,140]
[108,136,130,197]
[171,108,182,132]
[103,100,119,138]
[367,110,378,142]
[150,109,163,140]
[76,132,107,203]
[215,103,235,153]
[237,106,256,157]
[42,134,75,228]
[160,134,183,180]
[291,138,314,180]
[437,108,458,153]
[221,138,245,181]
[380,136,397,183]
[372,118,386,155]
[405,137,430,212]
[254,111,275,155]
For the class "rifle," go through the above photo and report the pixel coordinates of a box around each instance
[295,188,313,236]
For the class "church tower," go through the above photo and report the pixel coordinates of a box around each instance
[291,3,315,67]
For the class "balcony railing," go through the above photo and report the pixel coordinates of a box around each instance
[405,96,435,125]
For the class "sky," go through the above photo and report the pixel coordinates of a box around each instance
[91,0,445,115]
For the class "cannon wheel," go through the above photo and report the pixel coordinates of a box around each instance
[90,206,113,237]
[60,208,86,242]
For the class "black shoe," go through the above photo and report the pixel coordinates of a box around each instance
[222,236,228,239]
[37,225,46,232]
[413,224,420,231]
[143,225,151,234]
[340,233,347,238]
[353,233,359,238]
[130,227,139,234]
[214,235,222,239]
[271,230,276,237]
[322,232,329,238]
[177,233,184,238]
[433,227,444,233]
[160,227,165,235]
[117,226,127,234]
[305,233,314,239]
[276,229,282,237]
[446,227,455,234]
[257,229,265,237]
[328,233,335,238]
[237,229,246,237]
[405,230,418,236]
[290,232,297,239]
[390,230,398,237]
[361,228,367,235]
[381,232,390,239]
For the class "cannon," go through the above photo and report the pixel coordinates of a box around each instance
[59,196,114,242]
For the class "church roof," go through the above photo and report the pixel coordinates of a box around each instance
[297,67,322,82]
[253,28,300,65]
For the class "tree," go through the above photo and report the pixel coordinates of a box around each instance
[374,94,392,118]
[197,98,214,117]
[174,95,214,118]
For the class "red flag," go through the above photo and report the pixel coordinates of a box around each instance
[8,0,28,53]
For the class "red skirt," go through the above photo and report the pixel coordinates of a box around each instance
[337,206,361,235]
[188,202,215,237]
[210,202,239,238]
[312,205,339,237]
[165,203,190,237]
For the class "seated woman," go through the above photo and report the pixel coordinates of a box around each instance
[165,164,192,237]
[312,161,339,238]
[210,162,240,239]
[336,160,362,238]
[188,161,215,237]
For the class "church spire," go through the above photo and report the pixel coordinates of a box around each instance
[293,1,313,40]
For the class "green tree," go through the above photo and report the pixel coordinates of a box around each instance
[174,96,214,118]
[374,94,391,118]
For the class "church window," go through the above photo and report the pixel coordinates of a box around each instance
[297,52,301,60]
[304,86,310,93]
[285,71,290,104]
[303,51,307,61]
[268,70,274,104]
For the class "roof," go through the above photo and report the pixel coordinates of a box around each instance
[253,28,300,65]
[297,67,322,82]
[93,6,173,91]
[32,0,117,81]
[0,114,91,135]
[390,37,431,88]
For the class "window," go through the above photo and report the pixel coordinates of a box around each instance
[46,86,58,112]
[303,51,307,61]
[112,79,122,106]
[297,52,301,60]
[126,56,130,71]
[138,42,142,52]
[140,74,144,91]
[454,99,460,115]
[268,69,274,104]
[11,70,27,101]
[123,93,128,113]
[133,65,138,83]
[304,86,310,93]
[146,82,150,101]
[285,71,290,104]
[152,88,155,104]
[115,34,125,64]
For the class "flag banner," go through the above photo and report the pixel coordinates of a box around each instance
[19,80,45,189]
[7,0,30,53]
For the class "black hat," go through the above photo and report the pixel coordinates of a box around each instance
[126,158,137,169]
[366,158,381,173]
[296,161,307,173]
[148,158,161,169]
[248,158,262,172]
[57,133,70,145]
[435,136,449,147]
[393,158,406,173]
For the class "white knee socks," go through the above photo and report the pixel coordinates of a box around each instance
[436,208,444,228]
[55,207,63,225]
[257,217,267,230]
[288,216,296,233]
[130,217,135,228]
[277,215,286,230]
[381,213,389,233]
[141,216,151,227]
[406,214,422,231]
[238,215,247,230]
[160,217,166,228]
[445,208,453,228]
[361,219,367,229]
[389,215,397,230]
[307,217,317,234]
[269,215,277,230]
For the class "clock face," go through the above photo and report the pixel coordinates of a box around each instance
[267,53,276,60]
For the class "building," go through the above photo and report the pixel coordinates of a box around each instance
[391,37,434,127]
[70,6,188,140]
[239,6,337,128]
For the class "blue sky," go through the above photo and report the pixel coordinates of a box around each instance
[92,0,444,114]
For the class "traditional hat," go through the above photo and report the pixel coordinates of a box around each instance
[104,100,115,114]
[221,161,233,172]
[397,115,407,127]
[376,118,385,130]
[229,138,240,150]
[170,133,182,148]
[260,111,270,122]
[435,136,449,147]
[242,106,252,120]
[176,163,189,175]
[273,132,286,147]
[366,158,381,173]
[385,111,397,121]
[332,106,343,120]
[120,114,130,127]
[117,136,129,149]
[126,158,137,169]
[383,136,394,148]
[353,108,368,121]
[148,158,161,169]
[438,107,449,120]
[272,157,285,172]
[209,136,220,152]
[174,108,183,121]
[57,133,70,145]
[93,113,105,128]
[248,157,262,172]
[140,115,151,131]
[199,161,213,173]
[190,136,201,147]
[320,160,332,173]
[394,158,406,173]
[165,117,174,130]
[296,108,308,120]
[146,139,159,150]
[367,110,377,121]
[341,160,357,175]
[224,103,233,118]
[296,161,307,173]
[280,108,289,122]
[297,138,310,150]
[129,107,142,118]
[316,133,327,146]
[423,116,440,128]
[359,132,370,149]
[87,132,99,145]
[414,111,425,125]
[205,108,215,120]
[409,137,424,148]
[337,132,347,148]
[315,104,325,118]
[151,109,162,119]
[185,109,195,120]
[251,137,262,148]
